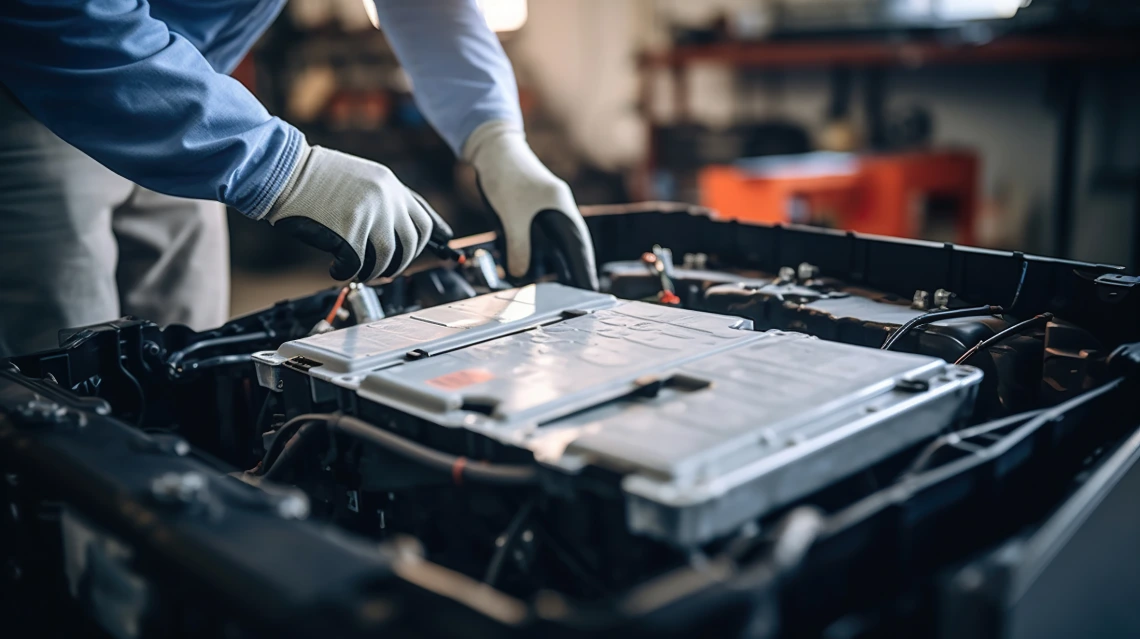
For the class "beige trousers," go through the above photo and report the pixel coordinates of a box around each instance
[0,88,229,356]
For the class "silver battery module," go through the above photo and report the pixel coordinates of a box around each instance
[261,284,982,546]
[253,283,619,389]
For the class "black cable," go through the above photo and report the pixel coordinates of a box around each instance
[119,358,147,426]
[1009,259,1028,312]
[483,499,537,587]
[262,422,324,482]
[335,415,537,485]
[954,313,1053,366]
[258,413,538,486]
[167,330,272,377]
[174,354,253,377]
[881,305,1003,351]
[257,413,330,475]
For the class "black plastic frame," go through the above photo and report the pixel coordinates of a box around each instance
[2,204,1138,638]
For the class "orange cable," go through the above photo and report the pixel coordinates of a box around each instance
[325,286,350,325]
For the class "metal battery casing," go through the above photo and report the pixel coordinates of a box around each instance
[261,284,982,546]
[253,284,619,391]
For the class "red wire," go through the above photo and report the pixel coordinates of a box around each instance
[451,457,467,486]
[325,287,350,325]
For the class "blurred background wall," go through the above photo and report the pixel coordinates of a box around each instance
[228,0,1140,314]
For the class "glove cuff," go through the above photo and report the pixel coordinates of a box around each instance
[264,140,313,222]
[461,119,527,168]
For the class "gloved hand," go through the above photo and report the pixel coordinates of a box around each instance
[264,142,452,282]
[463,120,599,290]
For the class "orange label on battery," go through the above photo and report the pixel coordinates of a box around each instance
[424,368,494,390]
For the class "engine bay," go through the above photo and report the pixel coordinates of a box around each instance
[3,204,1139,638]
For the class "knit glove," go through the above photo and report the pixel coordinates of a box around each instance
[264,143,451,282]
[463,120,598,290]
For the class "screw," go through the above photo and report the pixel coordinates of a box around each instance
[933,288,954,308]
[151,472,206,504]
[797,262,819,281]
[912,290,930,310]
[778,266,796,283]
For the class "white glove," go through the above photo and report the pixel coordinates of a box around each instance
[463,120,599,290]
[264,142,451,282]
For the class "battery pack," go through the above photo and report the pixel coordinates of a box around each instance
[256,283,982,546]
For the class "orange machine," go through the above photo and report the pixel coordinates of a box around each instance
[699,150,978,244]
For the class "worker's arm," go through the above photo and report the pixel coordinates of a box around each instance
[0,0,445,281]
[0,0,298,218]
[373,0,599,290]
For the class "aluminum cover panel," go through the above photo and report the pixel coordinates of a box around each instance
[544,332,980,544]
[563,333,946,476]
[356,301,760,435]
[268,284,617,382]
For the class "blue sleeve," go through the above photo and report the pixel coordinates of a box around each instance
[0,0,302,219]
[371,0,523,156]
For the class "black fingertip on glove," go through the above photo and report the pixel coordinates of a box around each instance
[378,243,402,279]
[474,180,597,291]
[535,210,600,291]
[275,216,362,281]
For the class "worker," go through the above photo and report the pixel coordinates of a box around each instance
[0,1,598,357]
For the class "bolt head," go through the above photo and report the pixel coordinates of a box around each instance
[912,290,930,310]
[933,288,953,308]
[151,471,206,503]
